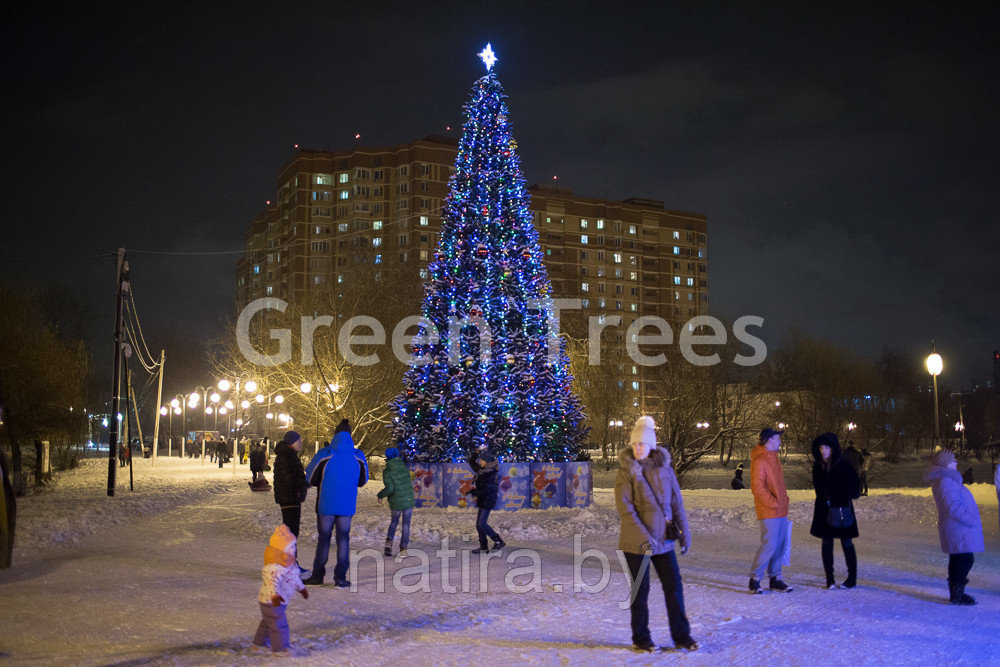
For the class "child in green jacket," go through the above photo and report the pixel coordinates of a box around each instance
[377,448,416,556]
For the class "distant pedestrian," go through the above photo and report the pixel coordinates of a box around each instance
[615,416,697,652]
[859,449,871,496]
[1,446,15,569]
[467,450,504,554]
[252,524,308,656]
[302,420,368,587]
[809,432,861,589]
[748,428,793,594]
[377,447,415,557]
[250,442,267,482]
[217,440,227,468]
[842,440,862,476]
[962,467,974,485]
[118,443,126,468]
[925,448,984,605]
[239,440,247,465]
[731,463,745,490]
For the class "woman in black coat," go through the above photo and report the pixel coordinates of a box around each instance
[810,432,861,589]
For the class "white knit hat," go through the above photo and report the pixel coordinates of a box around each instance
[630,416,657,449]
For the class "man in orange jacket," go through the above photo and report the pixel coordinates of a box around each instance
[748,428,793,594]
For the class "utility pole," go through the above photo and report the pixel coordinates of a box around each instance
[125,367,135,491]
[151,350,165,465]
[107,248,127,497]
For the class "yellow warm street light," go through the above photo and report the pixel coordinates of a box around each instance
[300,382,313,394]
[218,379,231,392]
[926,349,943,446]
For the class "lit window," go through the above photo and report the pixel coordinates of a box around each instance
[338,223,348,232]
[687,278,694,286]
[613,253,622,263]
[581,234,588,244]
[674,276,681,285]
[373,220,383,230]
[339,190,349,200]
[266,286,273,295]
[673,246,680,254]
[337,275,343,283]
[419,250,428,260]
[419,268,428,279]
[253,265,260,274]
[581,282,589,292]
[630,303,637,311]
[315,174,332,185]
[580,219,588,229]
[546,216,551,224]
[630,271,637,280]
[375,254,382,264]
[420,216,429,226]
[673,231,680,239]
[339,173,349,184]
[582,298,589,307]
[599,298,606,308]
[373,237,382,247]
[596,219,605,230]
[632,382,640,391]
[629,225,636,234]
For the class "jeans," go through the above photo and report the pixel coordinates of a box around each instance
[821,537,857,581]
[623,551,692,645]
[751,517,790,581]
[476,507,499,548]
[312,514,352,582]
[386,508,412,549]
[948,552,974,584]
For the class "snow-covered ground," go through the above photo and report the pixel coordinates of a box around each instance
[1,456,998,665]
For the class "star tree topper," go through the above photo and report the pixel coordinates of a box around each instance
[478,43,497,71]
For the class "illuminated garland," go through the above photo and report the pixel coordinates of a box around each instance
[389,60,588,462]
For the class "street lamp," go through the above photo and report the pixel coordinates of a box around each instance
[926,349,943,447]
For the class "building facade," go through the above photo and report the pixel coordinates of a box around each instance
[235,136,708,408]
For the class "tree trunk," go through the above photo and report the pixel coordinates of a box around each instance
[0,400,27,497]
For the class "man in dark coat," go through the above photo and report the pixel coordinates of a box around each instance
[842,440,862,476]
[809,432,861,589]
[216,439,227,468]
[272,431,310,540]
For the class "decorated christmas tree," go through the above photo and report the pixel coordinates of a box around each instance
[391,45,588,462]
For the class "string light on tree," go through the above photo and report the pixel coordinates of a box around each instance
[390,45,588,463]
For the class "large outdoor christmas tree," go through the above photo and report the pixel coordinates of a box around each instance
[391,45,588,462]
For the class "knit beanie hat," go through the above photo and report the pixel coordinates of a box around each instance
[269,524,296,553]
[932,448,956,467]
[282,430,301,446]
[385,447,400,459]
[334,419,351,434]
[479,451,497,463]
[629,416,657,449]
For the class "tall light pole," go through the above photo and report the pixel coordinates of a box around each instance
[926,348,943,448]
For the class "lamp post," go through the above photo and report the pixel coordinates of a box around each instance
[926,349,943,448]
[300,381,315,446]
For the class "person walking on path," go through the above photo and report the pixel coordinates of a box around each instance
[216,439,227,468]
[1,446,15,569]
[467,450,504,554]
[302,420,368,587]
[809,432,861,589]
[925,448,984,605]
[615,416,697,653]
[748,427,793,594]
[252,524,309,656]
[731,463,745,490]
[377,447,416,557]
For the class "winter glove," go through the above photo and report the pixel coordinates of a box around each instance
[300,589,309,600]
[271,595,284,607]
[680,544,690,556]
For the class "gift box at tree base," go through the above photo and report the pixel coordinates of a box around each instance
[410,461,591,509]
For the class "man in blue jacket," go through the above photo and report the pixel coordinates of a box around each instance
[302,420,368,587]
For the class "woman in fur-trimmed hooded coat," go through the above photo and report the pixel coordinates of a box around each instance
[809,432,861,589]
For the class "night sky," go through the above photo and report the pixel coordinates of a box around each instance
[2,2,998,389]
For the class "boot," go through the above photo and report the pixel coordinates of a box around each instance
[383,543,393,557]
[491,537,506,551]
[471,541,489,554]
[842,544,858,589]
[949,580,977,606]
[822,544,837,589]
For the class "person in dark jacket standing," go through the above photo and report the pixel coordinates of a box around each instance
[467,450,504,554]
[216,439,227,468]
[842,440,862,476]
[302,420,369,587]
[809,432,861,589]
[731,463,745,490]
[1,445,15,569]
[615,416,697,652]
[377,447,416,556]
[272,431,309,540]
[250,442,267,482]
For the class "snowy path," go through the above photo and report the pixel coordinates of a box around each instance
[1,458,999,664]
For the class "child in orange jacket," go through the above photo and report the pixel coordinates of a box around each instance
[252,525,309,655]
